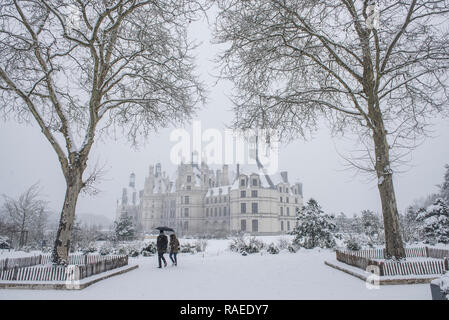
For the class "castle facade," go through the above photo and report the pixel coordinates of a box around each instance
[116,161,303,236]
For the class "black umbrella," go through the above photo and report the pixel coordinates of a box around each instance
[155,226,175,232]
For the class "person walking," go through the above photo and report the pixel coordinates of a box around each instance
[156,230,168,268]
[169,233,180,266]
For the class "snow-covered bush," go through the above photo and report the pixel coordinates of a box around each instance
[180,243,197,254]
[117,241,145,256]
[417,198,449,244]
[267,243,280,254]
[0,236,11,249]
[291,199,340,249]
[128,249,140,257]
[99,242,115,256]
[287,244,298,253]
[277,237,290,250]
[141,242,157,256]
[81,244,97,255]
[229,236,265,254]
[344,236,362,251]
[194,239,208,253]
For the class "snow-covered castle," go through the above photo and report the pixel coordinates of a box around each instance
[116,161,303,236]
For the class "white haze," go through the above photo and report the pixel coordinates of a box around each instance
[0,12,448,221]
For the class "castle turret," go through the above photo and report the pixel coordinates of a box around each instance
[155,163,161,177]
[222,164,229,185]
[129,173,136,188]
[121,188,128,205]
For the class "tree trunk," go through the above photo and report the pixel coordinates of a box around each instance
[372,119,406,259]
[51,169,83,265]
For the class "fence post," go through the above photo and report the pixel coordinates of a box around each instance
[379,262,384,276]
[84,254,88,265]
[444,258,448,271]
[12,266,19,280]
[3,258,8,271]
[38,255,42,265]
[425,247,429,257]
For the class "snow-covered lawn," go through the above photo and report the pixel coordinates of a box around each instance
[0,236,432,300]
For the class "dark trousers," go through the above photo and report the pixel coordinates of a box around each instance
[169,252,177,265]
[158,252,167,267]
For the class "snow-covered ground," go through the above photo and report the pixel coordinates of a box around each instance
[0,237,433,299]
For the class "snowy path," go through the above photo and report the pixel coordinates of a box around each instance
[0,244,430,300]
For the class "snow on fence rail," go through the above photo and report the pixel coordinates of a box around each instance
[0,255,128,281]
[382,259,447,276]
[0,254,125,271]
[336,247,449,276]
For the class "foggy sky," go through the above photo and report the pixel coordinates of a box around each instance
[0,12,448,221]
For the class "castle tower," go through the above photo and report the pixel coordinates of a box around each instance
[121,188,128,205]
[129,172,136,188]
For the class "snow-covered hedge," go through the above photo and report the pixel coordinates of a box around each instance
[267,243,280,254]
[344,236,362,251]
[229,236,265,254]
[0,236,11,249]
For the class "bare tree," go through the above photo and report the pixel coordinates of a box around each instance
[213,0,449,258]
[1,183,50,248]
[0,0,206,263]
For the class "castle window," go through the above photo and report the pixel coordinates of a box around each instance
[280,207,283,216]
[287,221,291,231]
[252,220,258,232]
[252,179,258,186]
[287,207,290,216]
[240,179,246,187]
[286,197,289,203]
[187,186,191,190]
[280,196,283,203]
[295,198,298,204]
[187,175,191,183]
[214,207,217,216]
[251,190,258,198]
[241,203,247,214]
[219,207,222,216]
[281,221,284,231]
[206,208,209,216]
[240,190,246,198]
[206,198,209,204]
[251,203,258,214]
[223,207,227,216]
[184,208,189,217]
[184,196,189,204]
[241,220,246,231]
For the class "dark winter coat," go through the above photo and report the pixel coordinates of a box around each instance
[169,237,180,253]
[157,234,168,253]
